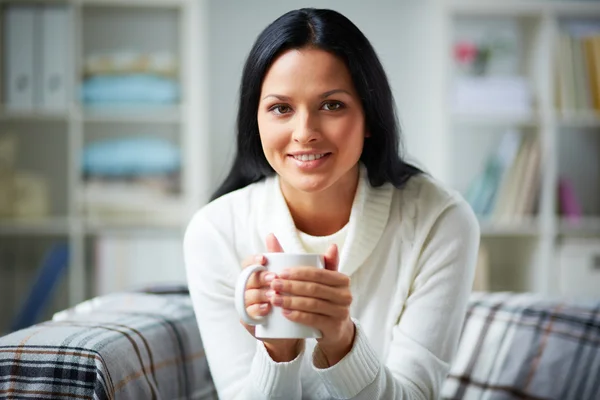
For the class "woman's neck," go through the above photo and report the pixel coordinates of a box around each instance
[280,167,359,237]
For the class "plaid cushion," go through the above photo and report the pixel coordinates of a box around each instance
[0,292,217,400]
[442,292,600,400]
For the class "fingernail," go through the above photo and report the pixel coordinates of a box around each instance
[265,290,274,299]
[273,296,283,306]
[279,270,290,279]
[282,309,292,315]
[271,280,283,291]
[255,255,265,263]
[260,303,269,311]
[264,273,276,283]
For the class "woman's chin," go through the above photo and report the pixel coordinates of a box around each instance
[281,174,331,194]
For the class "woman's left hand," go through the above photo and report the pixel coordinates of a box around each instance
[268,244,355,366]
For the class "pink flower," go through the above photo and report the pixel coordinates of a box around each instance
[454,42,477,64]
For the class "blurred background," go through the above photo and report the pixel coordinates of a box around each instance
[0,0,599,334]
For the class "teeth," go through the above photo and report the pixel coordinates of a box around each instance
[293,153,326,161]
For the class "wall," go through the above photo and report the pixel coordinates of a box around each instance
[206,0,447,193]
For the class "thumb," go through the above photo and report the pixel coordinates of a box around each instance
[324,244,339,271]
[266,233,284,253]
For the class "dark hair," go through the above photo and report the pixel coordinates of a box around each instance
[211,8,421,201]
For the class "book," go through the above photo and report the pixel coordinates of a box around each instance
[558,177,582,222]
[10,243,69,331]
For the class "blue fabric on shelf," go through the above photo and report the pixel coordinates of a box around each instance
[83,137,181,176]
[81,74,179,104]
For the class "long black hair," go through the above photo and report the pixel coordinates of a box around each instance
[211,8,421,201]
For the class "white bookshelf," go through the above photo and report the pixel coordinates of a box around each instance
[442,0,600,296]
[0,0,208,326]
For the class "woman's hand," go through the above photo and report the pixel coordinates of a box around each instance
[269,243,356,367]
[240,234,302,362]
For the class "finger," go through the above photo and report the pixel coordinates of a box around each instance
[266,233,284,253]
[280,267,350,287]
[272,294,348,318]
[244,288,272,306]
[246,303,271,319]
[324,244,339,272]
[271,279,352,306]
[281,309,328,330]
[242,254,265,268]
[244,255,274,289]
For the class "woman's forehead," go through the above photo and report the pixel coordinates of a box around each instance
[261,48,355,96]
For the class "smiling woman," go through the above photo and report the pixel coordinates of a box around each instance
[184,7,480,400]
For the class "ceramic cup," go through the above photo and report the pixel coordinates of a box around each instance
[235,253,324,339]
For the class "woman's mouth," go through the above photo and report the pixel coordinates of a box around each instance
[288,152,331,169]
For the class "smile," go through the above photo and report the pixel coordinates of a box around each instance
[291,153,328,161]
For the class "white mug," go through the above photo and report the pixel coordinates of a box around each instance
[235,253,324,339]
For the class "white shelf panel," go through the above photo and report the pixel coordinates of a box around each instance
[84,218,184,235]
[0,107,69,122]
[448,1,600,17]
[479,217,541,236]
[552,2,600,17]
[447,1,547,16]
[80,105,182,124]
[76,0,184,8]
[452,112,540,127]
[557,111,600,129]
[559,217,600,236]
[0,217,70,236]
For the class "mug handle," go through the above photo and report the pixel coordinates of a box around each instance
[235,264,267,326]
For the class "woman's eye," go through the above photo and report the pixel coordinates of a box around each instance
[322,101,343,111]
[271,105,291,115]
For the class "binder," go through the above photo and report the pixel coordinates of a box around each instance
[40,6,70,111]
[3,6,40,111]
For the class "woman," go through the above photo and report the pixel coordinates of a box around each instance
[184,7,479,400]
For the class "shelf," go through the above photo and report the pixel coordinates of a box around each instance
[447,1,600,17]
[479,218,541,236]
[557,111,600,129]
[447,1,547,16]
[75,0,184,8]
[552,1,600,17]
[452,112,540,127]
[84,218,184,234]
[0,107,69,122]
[559,217,600,236]
[0,217,70,236]
[80,105,182,124]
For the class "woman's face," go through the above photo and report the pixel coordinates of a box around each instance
[257,48,366,195]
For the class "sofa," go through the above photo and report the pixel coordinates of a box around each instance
[0,289,598,400]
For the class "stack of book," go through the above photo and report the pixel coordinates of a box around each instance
[555,23,600,114]
[465,130,541,223]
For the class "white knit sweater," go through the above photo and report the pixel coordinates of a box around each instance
[183,167,480,399]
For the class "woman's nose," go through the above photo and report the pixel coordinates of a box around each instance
[292,111,319,143]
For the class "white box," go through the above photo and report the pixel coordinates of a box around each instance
[40,6,70,111]
[3,6,40,111]
[558,239,600,299]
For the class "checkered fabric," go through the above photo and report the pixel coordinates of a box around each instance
[2,290,599,399]
[0,292,217,400]
[442,291,600,400]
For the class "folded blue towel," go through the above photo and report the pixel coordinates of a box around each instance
[83,137,181,176]
[81,74,179,104]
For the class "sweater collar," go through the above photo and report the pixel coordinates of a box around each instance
[259,165,394,277]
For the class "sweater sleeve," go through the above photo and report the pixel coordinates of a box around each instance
[311,200,480,399]
[183,209,304,400]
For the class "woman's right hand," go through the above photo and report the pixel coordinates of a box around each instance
[240,233,302,362]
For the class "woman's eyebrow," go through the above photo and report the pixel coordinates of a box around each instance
[262,94,291,101]
[262,89,351,101]
[320,89,351,98]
